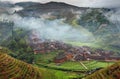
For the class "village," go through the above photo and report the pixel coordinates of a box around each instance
[30,30,120,63]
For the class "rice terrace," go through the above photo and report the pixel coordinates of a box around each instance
[0,0,120,79]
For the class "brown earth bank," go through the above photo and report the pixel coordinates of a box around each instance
[85,61,120,79]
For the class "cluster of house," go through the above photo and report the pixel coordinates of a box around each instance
[29,30,120,63]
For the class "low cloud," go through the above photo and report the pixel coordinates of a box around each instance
[0,13,95,42]
[11,14,95,42]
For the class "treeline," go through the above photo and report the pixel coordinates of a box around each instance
[2,28,34,64]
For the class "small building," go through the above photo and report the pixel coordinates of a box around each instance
[66,53,73,60]
[74,55,87,61]
[33,47,45,54]
[54,53,67,63]
[105,56,120,61]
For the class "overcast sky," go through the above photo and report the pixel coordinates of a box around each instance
[1,0,120,8]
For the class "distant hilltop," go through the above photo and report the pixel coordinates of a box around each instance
[15,1,85,10]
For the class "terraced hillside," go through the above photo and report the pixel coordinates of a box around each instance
[0,52,49,79]
[85,61,120,79]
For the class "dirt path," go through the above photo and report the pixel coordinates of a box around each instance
[79,62,88,69]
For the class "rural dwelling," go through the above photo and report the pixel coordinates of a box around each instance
[66,53,73,60]
[54,53,67,63]
[33,47,45,54]
[105,56,120,61]
[54,52,73,63]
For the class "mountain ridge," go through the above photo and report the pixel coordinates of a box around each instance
[15,1,86,9]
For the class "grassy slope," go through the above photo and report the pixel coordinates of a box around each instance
[34,52,114,79]
[37,67,79,79]
[66,41,120,53]
[0,52,56,79]
[85,61,120,79]
[0,50,80,79]
[34,50,114,70]
[67,42,102,48]
[34,52,86,79]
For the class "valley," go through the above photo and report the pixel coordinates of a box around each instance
[0,1,120,79]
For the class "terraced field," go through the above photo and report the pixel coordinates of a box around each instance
[0,52,82,79]
[85,61,120,79]
[0,53,42,79]
[36,61,114,72]
[35,54,114,72]
[0,49,115,79]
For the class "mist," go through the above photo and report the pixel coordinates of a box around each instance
[105,9,120,33]
[9,14,94,42]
